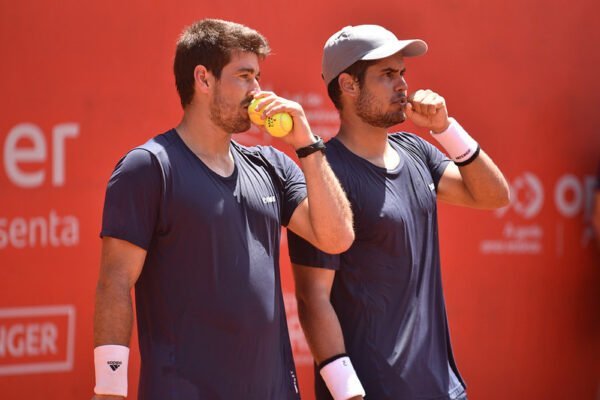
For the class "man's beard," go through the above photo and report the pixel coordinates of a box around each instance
[209,86,252,134]
[355,87,406,128]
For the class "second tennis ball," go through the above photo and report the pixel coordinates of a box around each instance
[265,113,293,137]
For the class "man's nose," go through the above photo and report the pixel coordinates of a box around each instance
[252,78,261,92]
[395,76,408,91]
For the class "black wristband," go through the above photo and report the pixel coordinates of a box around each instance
[317,353,349,370]
[296,136,326,158]
[454,145,481,167]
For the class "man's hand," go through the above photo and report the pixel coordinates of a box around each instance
[249,91,316,149]
[406,89,450,133]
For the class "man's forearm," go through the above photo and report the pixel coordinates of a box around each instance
[431,117,510,209]
[92,284,132,399]
[296,294,346,363]
[94,283,134,347]
[297,294,365,400]
[93,238,145,399]
[457,150,510,208]
[300,152,353,254]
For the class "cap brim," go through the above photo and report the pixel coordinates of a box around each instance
[361,39,428,61]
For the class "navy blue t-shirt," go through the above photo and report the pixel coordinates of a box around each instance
[101,129,306,399]
[288,133,466,400]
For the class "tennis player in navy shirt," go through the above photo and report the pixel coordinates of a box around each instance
[288,25,510,400]
[92,19,353,399]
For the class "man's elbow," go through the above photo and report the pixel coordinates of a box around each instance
[478,181,511,209]
[492,184,511,208]
[316,228,355,254]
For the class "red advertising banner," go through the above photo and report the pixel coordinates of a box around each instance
[1,0,598,399]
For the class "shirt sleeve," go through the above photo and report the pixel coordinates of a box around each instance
[414,135,452,189]
[287,230,340,270]
[100,148,162,250]
[259,146,307,227]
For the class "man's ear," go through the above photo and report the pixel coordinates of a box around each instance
[194,65,211,93]
[339,73,359,97]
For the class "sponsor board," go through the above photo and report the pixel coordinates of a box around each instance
[480,172,596,255]
[0,305,76,375]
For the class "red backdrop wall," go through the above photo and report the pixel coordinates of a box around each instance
[1,0,599,399]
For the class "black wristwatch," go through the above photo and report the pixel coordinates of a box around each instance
[296,136,326,158]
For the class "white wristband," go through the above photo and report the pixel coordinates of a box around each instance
[430,117,479,165]
[94,345,129,397]
[320,356,365,400]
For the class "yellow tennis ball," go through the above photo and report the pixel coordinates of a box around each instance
[265,113,293,137]
[248,98,265,126]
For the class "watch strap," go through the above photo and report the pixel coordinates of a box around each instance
[296,136,326,158]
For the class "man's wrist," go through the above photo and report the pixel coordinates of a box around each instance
[431,118,451,134]
[94,345,129,397]
[430,117,480,165]
[319,354,366,400]
[292,134,318,150]
[296,136,326,158]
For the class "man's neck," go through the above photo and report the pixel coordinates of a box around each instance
[176,107,232,157]
[175,107,235,177]
[336,112,399,169]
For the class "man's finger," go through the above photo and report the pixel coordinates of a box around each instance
[411,90,427,103]
[428,103,437,115]
[405,102,414,117]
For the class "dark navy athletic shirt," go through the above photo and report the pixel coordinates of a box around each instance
[288,133,466,400]
[101,129,305,399]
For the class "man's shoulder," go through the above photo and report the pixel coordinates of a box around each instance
[388,131,426,147]
[322,137,347,162]
[114,129,178,176]
[135,129,178,156]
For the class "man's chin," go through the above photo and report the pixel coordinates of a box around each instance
[231,120,252,134]
[388,112,406,126]
[377,115,406,129]
[395,115,406,126]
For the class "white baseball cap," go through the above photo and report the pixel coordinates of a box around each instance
[322,24,428,85]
